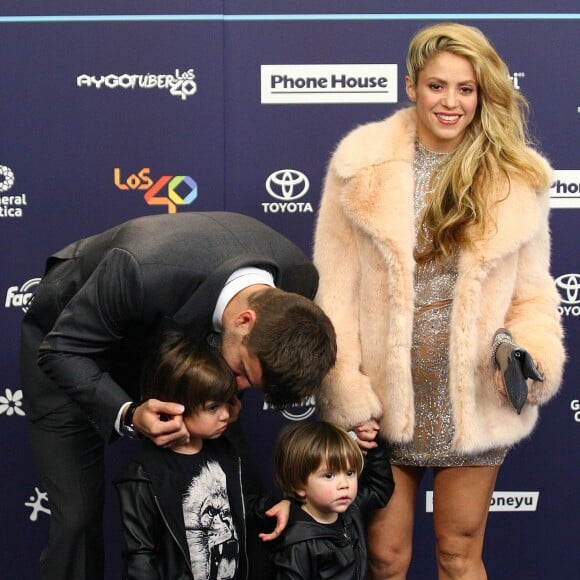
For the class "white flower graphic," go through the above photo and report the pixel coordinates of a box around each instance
[0,388,25,416]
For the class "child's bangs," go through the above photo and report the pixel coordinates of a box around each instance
[323,438,363,475]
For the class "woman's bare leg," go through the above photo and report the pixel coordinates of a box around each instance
[432,465,500,580]
[367,465,425,579]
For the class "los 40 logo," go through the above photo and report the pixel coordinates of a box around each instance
[114,168,197,214]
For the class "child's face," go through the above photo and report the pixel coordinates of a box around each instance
[297,461,358,524]
[183,401,230,439]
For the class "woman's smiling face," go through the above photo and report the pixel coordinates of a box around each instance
[406,51,478,152]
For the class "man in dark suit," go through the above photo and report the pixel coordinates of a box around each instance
[20,212,336,580]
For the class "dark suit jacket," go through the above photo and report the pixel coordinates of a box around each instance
[20,212,318,440]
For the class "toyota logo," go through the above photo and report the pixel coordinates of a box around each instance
[555,273,580,304]
[266,169,309,201]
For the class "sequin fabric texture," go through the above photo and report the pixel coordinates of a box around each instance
[390,142,507,467]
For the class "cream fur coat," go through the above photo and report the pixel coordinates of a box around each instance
[314,107,565,453]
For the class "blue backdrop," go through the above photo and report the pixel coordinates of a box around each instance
[1,2,579,578]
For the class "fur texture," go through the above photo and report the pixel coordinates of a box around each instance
[314,107,565,453]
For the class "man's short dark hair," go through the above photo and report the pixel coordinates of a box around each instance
[244,288,336,408]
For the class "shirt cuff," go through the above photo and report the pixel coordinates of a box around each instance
[116,401,132,435]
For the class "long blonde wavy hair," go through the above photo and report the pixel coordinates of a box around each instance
[407,22,551,262]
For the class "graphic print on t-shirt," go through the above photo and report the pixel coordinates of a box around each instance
[183,459,239,579]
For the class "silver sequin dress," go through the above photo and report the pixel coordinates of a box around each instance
[390,142,508,467]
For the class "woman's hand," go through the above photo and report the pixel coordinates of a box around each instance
[350,419,380,451]
[494,343,543,413]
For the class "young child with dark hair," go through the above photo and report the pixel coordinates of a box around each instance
[267,420,394,579]
[114,330,279,580]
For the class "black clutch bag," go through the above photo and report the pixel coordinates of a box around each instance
[503,348,543,414]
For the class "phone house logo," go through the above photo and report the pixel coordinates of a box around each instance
[550,170,580,208]
[261,64,398,104]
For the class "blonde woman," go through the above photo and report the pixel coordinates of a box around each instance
[313,22,565,579]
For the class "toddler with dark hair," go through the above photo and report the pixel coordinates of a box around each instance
[114,330,280,579]
[267,420,394,579]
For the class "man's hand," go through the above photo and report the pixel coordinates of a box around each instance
[132,399,189,447]
[259,499,290,542]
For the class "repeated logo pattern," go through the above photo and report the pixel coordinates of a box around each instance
[0,165,15,192]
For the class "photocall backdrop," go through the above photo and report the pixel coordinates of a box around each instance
[1,2,578,578]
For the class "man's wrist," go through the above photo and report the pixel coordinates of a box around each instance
[120,402,142,439]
